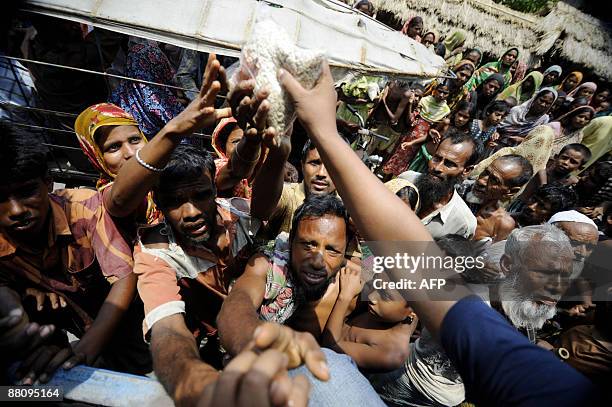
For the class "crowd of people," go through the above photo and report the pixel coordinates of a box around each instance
[1,2,611,406]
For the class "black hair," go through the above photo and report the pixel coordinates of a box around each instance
[355,0,373,12]
[435,81,450,91]
[435,234,475,259]
[156,144,216,193]
[559,143,592,163]
[289,194,350,248]
[534,184,577,213]
[454,101,474,116]
[465,48,482,57]
[396,186,419,209]
[440,128,483,168]
[408,16,423,27]
[485,100,511,116]
[301,136,349,162]
[0,122,49,185]
[592,160,612,181]
[216,122,238,156]
[495,154,533,188]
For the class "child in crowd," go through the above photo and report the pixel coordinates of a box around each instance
[450,101,473,134]
[380,82,451,177]
[367,82,425,158]
[321,267,418,371]
[469,100,510,144]
[516,143,591,206]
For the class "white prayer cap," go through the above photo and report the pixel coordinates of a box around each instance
[547,210,598,229]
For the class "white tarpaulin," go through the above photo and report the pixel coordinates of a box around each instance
[23,0,446,78]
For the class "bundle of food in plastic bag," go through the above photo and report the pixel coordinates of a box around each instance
[229,19,325,141]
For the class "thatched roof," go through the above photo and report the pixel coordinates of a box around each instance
[371,0,612,80]
[371,0,538,59]
[535,2,612,79]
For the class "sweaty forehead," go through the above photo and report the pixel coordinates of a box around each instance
[555,221,599,243]
[160,168,213,194]
[296,215,347,244]
[491,159,522,181]
[522,242,572,272]
[437,139,473,161]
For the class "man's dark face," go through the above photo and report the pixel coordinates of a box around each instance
[290,215,347,301]
[473,158,523,202]
[157,169,217,247]
[482,80,501,97]
[517,195,553,226]
[428,138,474,181]
[543,71,559,86]
[302,147,336,196]
[0,179,50,244]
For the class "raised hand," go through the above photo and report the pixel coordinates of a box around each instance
[338,267,363,302]
[278,61,337,136]
[166,53,232,137]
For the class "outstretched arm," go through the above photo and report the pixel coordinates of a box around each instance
[152,314,220,407]
[104,54,231,217]
[279,62,464,338]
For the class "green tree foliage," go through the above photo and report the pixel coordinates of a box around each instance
[493,0,558,14]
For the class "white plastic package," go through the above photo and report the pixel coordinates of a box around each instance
[230,19,325,140]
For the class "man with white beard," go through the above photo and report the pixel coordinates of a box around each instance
[547,210,600,317]
[496,225,574,342]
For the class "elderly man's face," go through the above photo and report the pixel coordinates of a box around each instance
[502,243,573,307]
[472,158,524,202]
[553,221,599,264]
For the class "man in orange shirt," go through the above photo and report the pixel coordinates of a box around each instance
[0,124,150,384]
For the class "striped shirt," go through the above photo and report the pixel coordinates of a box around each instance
[0,189,134,334]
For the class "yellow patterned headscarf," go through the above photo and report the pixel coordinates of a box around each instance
[74,103,161,225]
[74,103,146,185]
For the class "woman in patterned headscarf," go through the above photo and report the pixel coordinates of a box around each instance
[401,16,424,42]
[496,87,558,138]
[547,105,595,157]
[566,82,598,104]
[74,103,161,235]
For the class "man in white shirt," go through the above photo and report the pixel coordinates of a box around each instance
[400,130,480,239]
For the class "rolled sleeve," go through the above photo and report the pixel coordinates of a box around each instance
[134,246,183,336]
